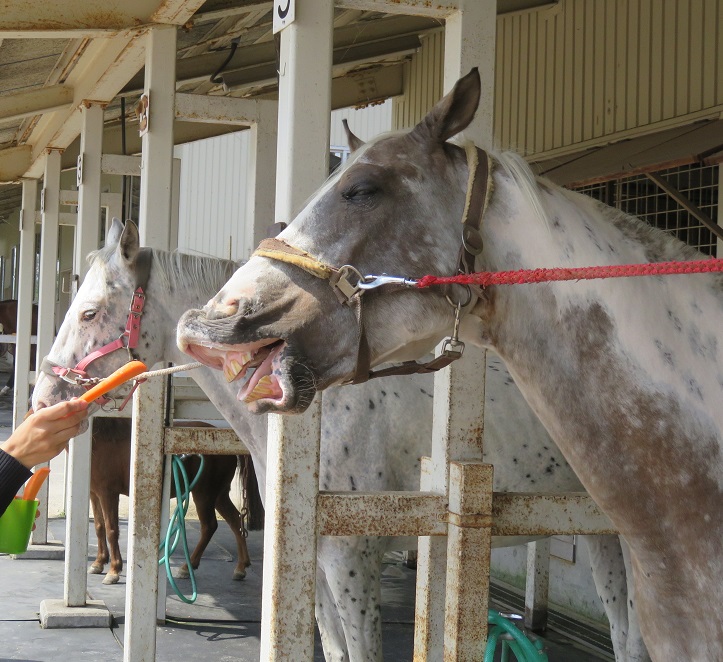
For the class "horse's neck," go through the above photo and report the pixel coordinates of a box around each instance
[147,259,270,491]
[478,173,723,557]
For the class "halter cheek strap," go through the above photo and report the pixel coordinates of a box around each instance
[251,144,493,383]
[40,249,153,407]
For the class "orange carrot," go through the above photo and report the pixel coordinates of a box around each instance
[79,360,148,404]
[23,467,50,501]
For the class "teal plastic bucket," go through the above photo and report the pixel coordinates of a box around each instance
[0,498,39,554]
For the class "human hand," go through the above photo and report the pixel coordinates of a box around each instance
[0,399,89,469]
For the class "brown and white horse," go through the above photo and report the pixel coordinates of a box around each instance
[178,70,723,661]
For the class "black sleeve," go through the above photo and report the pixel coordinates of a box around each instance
[0,449,32,517]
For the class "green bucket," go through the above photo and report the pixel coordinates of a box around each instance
[0,498,39,554]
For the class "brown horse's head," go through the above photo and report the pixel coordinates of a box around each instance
[177,69,482,414]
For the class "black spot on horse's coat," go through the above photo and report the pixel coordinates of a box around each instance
[368,399,375,410]
[345,405,350,411]
[343,445,349,456]
[381,390,386,396]
[349,570,356,577]
[350,476,357,491]
[393,392,399,397]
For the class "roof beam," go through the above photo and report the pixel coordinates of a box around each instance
[335,0,458,18]
[122,14,438,93]
[0,85,75,123]
[0,0,207,37]
[0,145,32,182]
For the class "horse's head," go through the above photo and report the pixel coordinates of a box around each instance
[32,219,164,422]
[177,69,483,414]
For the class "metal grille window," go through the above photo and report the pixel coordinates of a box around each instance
[573,164,720,256]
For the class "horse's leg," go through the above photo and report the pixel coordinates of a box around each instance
[0,351,14,396]
[620,536,652,662]
[99,490,123,585]
[317,535,385,662]
[580,534,630,661]
[89,491,107,574]
[214,491,250,580]
[177,488,217,578]
[316,563,351,662]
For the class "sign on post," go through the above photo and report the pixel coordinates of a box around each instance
[273,0,295,34]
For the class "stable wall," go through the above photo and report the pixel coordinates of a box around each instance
[393,0,723,159]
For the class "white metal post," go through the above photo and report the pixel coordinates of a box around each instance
[123,23,176,662]
[246,100,278,254]
[30,149,62,546]
[260,2,332,659]
[524,538,551,631]
[415,2,497,660]
[65,102,104,607]
[12,178,37,429]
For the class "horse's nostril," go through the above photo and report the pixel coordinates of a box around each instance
[205,299,239,321]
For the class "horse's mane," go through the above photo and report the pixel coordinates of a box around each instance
[493,150,706,264]
[89,244,239,297]
[149,249,239,297]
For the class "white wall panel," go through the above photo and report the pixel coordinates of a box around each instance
[174,131,250,260]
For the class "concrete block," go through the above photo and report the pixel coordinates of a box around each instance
[39,598,112,629]
[13,541,65,560]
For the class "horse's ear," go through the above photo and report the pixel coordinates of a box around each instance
[342,119,364,152]
[106,217,125,248]
[409,68,481,144]
[118,220,140,263]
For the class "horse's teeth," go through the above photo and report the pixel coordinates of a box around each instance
[243,376,274,402]
[224,359,243,382]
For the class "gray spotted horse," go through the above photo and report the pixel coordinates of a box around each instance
[33,218,647,661]
[178,68,721,661]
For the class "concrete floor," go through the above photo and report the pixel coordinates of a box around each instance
[0,517,610,662]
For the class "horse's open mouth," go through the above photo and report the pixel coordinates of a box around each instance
[184,338,287,406]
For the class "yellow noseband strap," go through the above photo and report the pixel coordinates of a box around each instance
[253,238,335,280]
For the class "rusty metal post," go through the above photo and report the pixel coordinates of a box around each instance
[123,378,166,662]
[414,346,489,660]
[445,461,494,661]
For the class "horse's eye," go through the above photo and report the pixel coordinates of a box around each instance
[82,310,97,322]
[342,183,378,201]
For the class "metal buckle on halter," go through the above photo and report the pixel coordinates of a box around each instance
[331,265,364,304]
[440,286,472,360]
[358,274,418,290]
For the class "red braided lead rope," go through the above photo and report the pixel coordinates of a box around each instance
[416,258,723,289]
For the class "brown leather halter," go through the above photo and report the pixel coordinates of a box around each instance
[252,144,493,384]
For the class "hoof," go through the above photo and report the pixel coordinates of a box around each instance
[233,569,246,581]
[176,565,190,579]
[89,564,104,575]
[102,573,120,585]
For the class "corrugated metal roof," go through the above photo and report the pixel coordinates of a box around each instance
[537,119,723,187]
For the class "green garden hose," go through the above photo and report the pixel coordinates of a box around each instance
[484,610,548,662]
[158,454,205,604]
